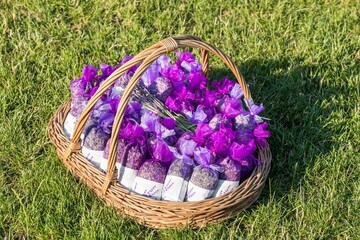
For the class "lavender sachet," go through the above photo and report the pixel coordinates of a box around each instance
[212,157,241,197]
[82,124,110,168]
[65,64,114,139]
[132,139,174,200]
[162,133,196,202]
[186,147,223,201]
[116,121,146,190]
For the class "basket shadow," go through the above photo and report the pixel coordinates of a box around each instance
[205,57,350,216]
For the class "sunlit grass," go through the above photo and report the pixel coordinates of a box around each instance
[0,0,359,239]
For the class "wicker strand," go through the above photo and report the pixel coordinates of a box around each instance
[201,49,209,77]
[160,37,178,53]
[63,140,81,160]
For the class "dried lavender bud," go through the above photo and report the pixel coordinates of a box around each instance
[70,101,87,117]
[83,127,109,151]
[233,114,256,130]
[167,158,194,181]
[148,77,173,102]
[124,143,147,169]
[208,114,231,130]
[82,118,97,137]
[217,157,241,181]
[103,138,127,163]
[190,165,219,190]
[137,161,168,183]
[114,73,131,89]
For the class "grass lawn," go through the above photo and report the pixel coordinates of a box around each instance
[1,0,359,239]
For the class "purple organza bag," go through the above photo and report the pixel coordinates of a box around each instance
[81,125,110,168]
[100,120,147,190]
[186,147,223,201]
[162,133,196,202]
[132,139,174,200]
[212,157,241,197]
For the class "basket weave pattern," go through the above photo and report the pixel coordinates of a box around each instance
[47,35,272,229]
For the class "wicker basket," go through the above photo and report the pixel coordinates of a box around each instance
[47,35,272,229]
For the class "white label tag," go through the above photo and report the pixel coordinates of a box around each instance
[132,177,163,200]
[162,175,188,202]
[99,158,109,173]
[119,166,138,190]
[185,181,214,202]
[81,147,104,168]
[63,113,77,139]
[212,179,239,198]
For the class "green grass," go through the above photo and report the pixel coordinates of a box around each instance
[1,0,359,239]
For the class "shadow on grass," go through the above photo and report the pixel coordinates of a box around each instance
[205,57,352,213]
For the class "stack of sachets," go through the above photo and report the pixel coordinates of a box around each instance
[64,51,270,202]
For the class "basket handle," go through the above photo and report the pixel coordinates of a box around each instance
[65,35,252,194]
[63,36,204,159]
